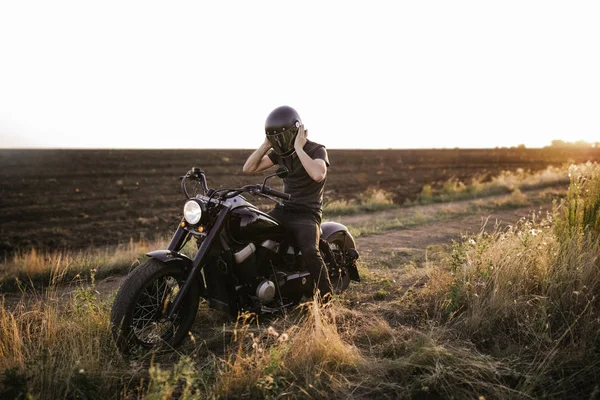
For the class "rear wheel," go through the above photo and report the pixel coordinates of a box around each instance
[110,259,201,354]
[324,231,355,294]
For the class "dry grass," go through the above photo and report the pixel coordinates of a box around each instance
[0,237,171,291]
[0,284,525,399]
[3,164,599,398]
[416,164,571,205]
[0,280,130,399]
[210,298,364,399]
[324,188,396,216]
[138,298,521,399]
[327,164,568,214]
[344,187,546,238]
[437,162,600,397]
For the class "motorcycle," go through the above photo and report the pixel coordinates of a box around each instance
[110,166,360,353]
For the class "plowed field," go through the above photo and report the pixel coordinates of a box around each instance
[1,148,598,255]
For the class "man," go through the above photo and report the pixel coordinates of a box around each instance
[242,105,333,298]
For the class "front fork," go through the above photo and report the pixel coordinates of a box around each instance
[167,222,188,253]
[166,206,230,319]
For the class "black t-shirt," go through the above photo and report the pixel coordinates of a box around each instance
[268,140,330,217]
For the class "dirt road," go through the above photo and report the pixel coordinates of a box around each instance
[355,201,552,266]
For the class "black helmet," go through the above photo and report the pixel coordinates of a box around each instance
[265,105,302,157]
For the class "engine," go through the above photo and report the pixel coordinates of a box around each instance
[232,239,314,308]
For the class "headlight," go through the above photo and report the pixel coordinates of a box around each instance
[183,200,202,225]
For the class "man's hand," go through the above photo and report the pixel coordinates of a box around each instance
[294,124,308,151]
[242,137,275,174]
[293,124,327,182]
[263,136,272,149]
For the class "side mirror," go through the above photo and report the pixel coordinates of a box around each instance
[275,166,289,179]
[263,166,289,188]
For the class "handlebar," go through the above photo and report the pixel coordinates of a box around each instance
[262,185,291,201]
[221,184,290,202]
[181,168,208,199]
[182,168,291,202]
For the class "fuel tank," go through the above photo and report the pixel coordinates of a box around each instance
[227,205,286,244]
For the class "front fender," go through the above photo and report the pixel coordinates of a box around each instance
[147,250,193,266]
[146,250,206,295]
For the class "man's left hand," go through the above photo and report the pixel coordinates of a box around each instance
[294,124,307,151]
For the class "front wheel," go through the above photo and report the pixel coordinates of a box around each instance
[325,231,356,294]
[110,259,201,354]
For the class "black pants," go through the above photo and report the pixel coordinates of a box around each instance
[268,207,333,296]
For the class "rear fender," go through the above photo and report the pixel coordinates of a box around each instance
[320,222,361,282]
[146,250,206,295]
[321,222,349,242]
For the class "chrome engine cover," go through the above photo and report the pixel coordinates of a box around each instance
[256,280,276,303]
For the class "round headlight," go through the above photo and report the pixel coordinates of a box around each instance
[183,200,202,225]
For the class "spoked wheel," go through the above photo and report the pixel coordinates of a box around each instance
[111,259,200,354]
[325,231,356,294]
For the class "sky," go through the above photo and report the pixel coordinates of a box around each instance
[0,1,598,149]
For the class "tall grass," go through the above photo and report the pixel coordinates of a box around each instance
[141,300,518,399]
[0,237,170,291]
[0,279,130,399]
[211,299,364,399]
[442,162,600,397]
[554,162,600,244]
[0,288,522,399]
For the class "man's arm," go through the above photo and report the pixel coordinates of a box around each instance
[242,137,275,174]
[294,125,327,182]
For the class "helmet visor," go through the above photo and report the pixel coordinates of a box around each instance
[266,125,298,156]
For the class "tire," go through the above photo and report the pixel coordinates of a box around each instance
[325,231,355,294]
[110,259,201,354]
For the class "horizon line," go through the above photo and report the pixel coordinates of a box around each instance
[2,145,595,151]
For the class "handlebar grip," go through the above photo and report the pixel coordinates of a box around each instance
[191,167,205,176]
[263,186,291,201]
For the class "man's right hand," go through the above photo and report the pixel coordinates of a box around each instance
[263,136,272,149]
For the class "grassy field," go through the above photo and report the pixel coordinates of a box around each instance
[1,162,599,398]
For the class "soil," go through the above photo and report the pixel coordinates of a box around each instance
[1,148,597,256]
